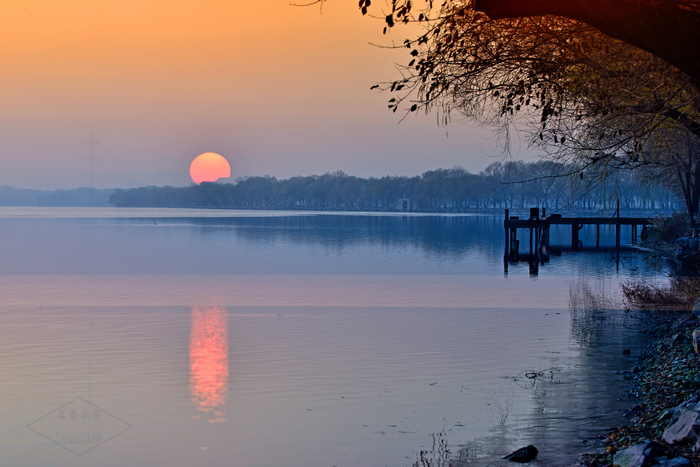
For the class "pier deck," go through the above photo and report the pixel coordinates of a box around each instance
[504,208,650,260]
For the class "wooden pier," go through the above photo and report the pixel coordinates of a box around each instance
[504,207,649,262]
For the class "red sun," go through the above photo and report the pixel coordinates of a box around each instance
[190,152,231,184]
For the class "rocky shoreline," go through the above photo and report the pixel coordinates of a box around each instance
[580,310,700,467]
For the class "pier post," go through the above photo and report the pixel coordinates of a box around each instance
[529,208,539,256]
[508,213,519,260]
[529,258,539,276]
[571,222,581,251]
[615,199,621,250]
[503,208,648,268]
[504,209,509,257]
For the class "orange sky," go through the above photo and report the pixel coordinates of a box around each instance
[0,0,520,189]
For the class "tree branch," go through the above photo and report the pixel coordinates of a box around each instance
[472,0,700,86]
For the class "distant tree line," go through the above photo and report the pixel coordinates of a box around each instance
[110,161,680,213]
[0,186,113,207]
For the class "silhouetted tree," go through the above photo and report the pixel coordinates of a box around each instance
[346,1,700,220]
[108,165,680,213]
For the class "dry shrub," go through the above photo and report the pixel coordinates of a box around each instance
[622,276,700,313]
[646,213,691,245]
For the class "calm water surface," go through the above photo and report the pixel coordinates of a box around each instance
[0,208,666,466]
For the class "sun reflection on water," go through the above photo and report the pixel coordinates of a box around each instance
[189,305,228,423]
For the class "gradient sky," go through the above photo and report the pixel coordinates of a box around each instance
[0,0,534,189]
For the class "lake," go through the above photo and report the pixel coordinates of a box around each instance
[0,208,666,466]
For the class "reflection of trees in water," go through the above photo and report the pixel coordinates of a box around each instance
[569,282,616,348]
[439,280,650,466]
[523,280,648,464]
[179,215,504,258]
[412,431,470,467]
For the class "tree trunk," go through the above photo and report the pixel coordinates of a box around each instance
[691,156,700,228]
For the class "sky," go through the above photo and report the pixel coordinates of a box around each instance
[0,0,535,189]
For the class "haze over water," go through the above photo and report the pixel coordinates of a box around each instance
[0,208,663,466]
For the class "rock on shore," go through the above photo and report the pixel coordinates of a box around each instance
[582,312,700,467]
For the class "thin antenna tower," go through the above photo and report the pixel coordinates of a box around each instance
[86,128,98,205]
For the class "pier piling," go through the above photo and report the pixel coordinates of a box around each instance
[504,208,648,261]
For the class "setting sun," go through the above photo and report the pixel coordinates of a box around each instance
[190,152,231,185]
